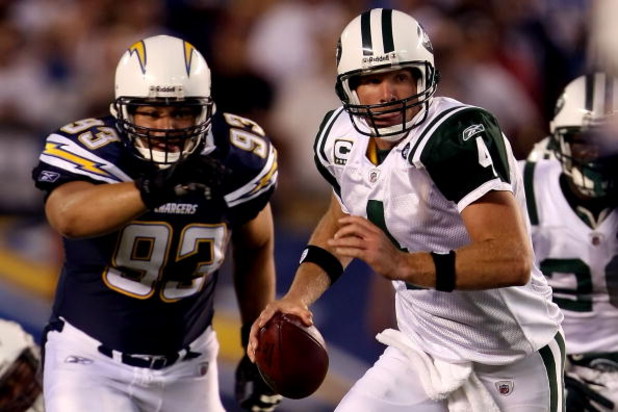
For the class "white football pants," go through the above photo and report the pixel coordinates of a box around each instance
[43,319,225,412]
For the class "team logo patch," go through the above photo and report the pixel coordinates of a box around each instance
[38,170,60,183]
[334,139,353,165]
[418,24,433,53]
[495,380,514,396]
[554,95,565,117]
[368,168,381,183]
[402,142,411,159]
[65,355,93,365]
[335,38,342,67]
[198,361,209,376]
[462,124,485,141]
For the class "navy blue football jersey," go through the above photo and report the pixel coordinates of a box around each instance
[32,112,278,354]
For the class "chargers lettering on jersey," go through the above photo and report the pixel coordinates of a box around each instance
[154,203,198,215]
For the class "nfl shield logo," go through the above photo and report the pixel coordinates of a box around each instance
[495,380,514,396]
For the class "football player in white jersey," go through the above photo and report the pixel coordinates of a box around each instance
[32,35,281,411]
[248,8,565,411]
[522,72,618,411]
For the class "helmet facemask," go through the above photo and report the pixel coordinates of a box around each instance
[338,64,437,140]
[552,125,618,199]
[114,97,214,168]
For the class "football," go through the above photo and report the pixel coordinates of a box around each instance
[254,311,329,399]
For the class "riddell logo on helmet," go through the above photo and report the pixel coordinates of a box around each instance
[362,52,397,66]
[150,85,181,93]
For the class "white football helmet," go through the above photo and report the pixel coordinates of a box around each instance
[550,72,618,198]
[0,320,41,411]
[335,8,438,141]
[111,35,215,168]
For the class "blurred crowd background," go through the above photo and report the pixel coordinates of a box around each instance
[0,0,595,410]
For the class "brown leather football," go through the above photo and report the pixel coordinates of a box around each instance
[254,311,329,399]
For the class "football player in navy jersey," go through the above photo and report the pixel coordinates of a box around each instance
[32,35,281,412]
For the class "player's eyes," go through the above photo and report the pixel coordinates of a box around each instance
[171,111,197,120]
[135,111,159,119]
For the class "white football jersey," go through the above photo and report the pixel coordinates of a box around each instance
[522,158,618,354]
[314,97,563,364]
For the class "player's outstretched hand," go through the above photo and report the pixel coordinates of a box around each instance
[135,155,227,209]
[235,354,282,411]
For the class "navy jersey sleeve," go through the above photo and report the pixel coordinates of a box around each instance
[31,116,131,196]
[211,112,278,226]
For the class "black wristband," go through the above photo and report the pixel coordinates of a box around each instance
[240,323,252,348]
[299,245,344,284]
[431,250,456,292]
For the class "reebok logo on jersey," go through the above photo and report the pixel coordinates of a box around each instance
[38,170,60,183]
[65,355,93,365]
[462,124,485,141]
[154,203,198,215]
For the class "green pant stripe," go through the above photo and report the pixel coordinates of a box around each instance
[539,331,566,412]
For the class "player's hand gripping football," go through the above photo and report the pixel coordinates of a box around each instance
[237,323,282,411]
[247,298,313,363]
[327,215,408,281]
[135,154,227,209]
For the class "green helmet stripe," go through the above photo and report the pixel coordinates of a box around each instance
[585,73,594,111]
[605,75,614,113]
[381,9,394,53]
[361,11,372,56]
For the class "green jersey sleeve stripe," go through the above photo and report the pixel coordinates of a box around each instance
[314,157,341,198]
[523,161,539,225]
[315,107,345,167]
[407,105,468,165]
[313,108,345,197]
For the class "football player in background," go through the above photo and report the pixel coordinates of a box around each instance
[0,319,43,412]
[522,72,618,411]
[32,35,281,412]
[248,8,565,411]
